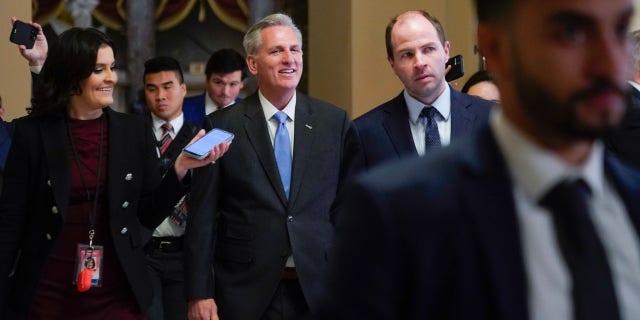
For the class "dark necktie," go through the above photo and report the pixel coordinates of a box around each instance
[158,122,173,155]
[157,122,187,227]
[539,179,620,320]
[273,111,291,199]
[420,106,441,149]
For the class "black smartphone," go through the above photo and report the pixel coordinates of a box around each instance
[445,54,464,82]
[9,20,38,49]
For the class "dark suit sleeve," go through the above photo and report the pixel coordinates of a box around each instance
[184,115,219,301]
[0,119,31,314]
[322,179,408,320]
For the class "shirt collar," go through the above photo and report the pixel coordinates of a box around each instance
[629,80,640,93]
[490,109,605,202]
[151,112,184,134]
[259,90,297,122]
[405,85,451,124]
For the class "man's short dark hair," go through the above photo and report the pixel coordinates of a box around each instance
[205,48,247,80]
[474,0,517,23]
[143,56,184,84]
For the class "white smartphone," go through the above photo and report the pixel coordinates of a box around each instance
[183,128,234,160]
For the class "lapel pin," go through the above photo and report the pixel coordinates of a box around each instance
[305,124,312,130]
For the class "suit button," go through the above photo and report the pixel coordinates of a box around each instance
[47,179,52,187]
[122,201,129,208]
[45,233,52,240]
[51,206,58,214]
[125,173,133,181]
[287,216,293,222]
[120,227,128,235]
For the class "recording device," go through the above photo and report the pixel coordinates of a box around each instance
[445,54,464,82]
[183,128,234,160]
[9,20,38,49]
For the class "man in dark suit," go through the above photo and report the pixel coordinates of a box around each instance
[185,13,362,320]
[323,0,640,319]
[142,57,199,320]
[354,10,493,170]
[182,48,247,126]
[605,30,640,168]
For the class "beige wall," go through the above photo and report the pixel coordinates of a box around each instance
[1,4,32,121]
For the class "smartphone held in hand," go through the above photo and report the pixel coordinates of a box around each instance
[9,20,38,49]
[183,128,234,160]
[445,54,464,82]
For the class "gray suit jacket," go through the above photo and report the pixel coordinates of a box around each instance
[185,91,363,320]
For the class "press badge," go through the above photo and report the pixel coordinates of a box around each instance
[73,244,104,291]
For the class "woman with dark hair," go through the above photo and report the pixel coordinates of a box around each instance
[0,25,227,319]
[461,70,501,104]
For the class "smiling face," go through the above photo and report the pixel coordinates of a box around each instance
[481,0,633,145]
[246,25,302,107]
[144,70,186,122]
[388,12,450,105]
[69,45,117,117]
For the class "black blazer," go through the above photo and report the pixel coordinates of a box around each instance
[0,108,187,317]
[185,91,363,320]
[353,87,493,169]
[604,86,640,168]
[323,125,640,320]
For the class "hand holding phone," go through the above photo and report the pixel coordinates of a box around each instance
[445,54,464,82]
[9,20,38,49]
[183,128,234,160]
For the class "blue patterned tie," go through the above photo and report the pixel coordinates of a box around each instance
[273,111,291,199]
[421,106,441,148]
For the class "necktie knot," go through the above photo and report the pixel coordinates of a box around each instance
[274,111,288,125]
[161,122,173,134]
[420,106,439,120]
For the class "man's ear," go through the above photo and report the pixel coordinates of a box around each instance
[247,55,258,75]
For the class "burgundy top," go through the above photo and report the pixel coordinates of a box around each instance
[29,115,145,319]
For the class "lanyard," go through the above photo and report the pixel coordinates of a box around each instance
[66,115,105,248]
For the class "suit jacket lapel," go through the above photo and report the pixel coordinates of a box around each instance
[450,88,476,140]
[605,152,640,235]
[382,93,417,156]
[242,94,289,205]
[41,111,71,221]
[289,93,315,207]
[459,126,529,320]
[164,121,198,161]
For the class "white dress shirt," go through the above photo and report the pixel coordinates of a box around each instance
[491,109,640,320]
[405,85,452,155]
[205,92,235,115]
